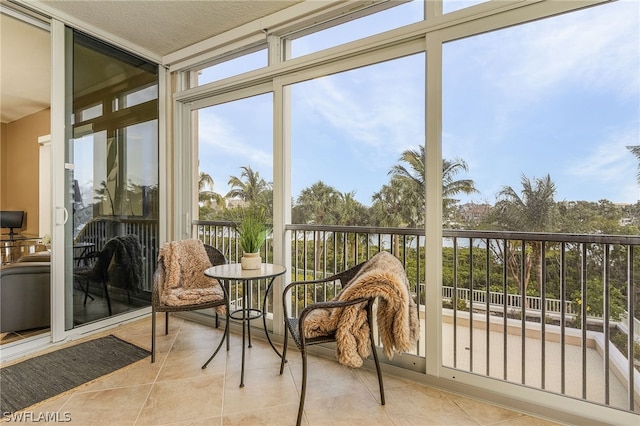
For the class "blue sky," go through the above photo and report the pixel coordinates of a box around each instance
[198,0,639,207]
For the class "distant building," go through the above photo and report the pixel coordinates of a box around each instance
[458,202,491,224]
[226,199,248,209]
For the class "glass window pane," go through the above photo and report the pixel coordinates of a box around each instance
[290,1,423,59]
[123,85,158,109]
[290,54,425,227]
[443,0,489,14]
[443,0,639,232]
[441,1,639,410]
[197,93,273,218]
[195,49,268,86]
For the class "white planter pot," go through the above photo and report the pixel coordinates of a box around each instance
[241,252,261,270]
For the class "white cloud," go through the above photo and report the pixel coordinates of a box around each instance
[566,126,639,201]
[292,55,425,168]
[199,111,272,167]
[491,1,639,101]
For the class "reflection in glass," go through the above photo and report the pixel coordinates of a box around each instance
[66,29,159,328]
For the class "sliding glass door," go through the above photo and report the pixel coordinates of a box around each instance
[63,28,159,329]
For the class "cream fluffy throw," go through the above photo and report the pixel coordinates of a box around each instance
[158,239,224,309]
[302,252,420,368]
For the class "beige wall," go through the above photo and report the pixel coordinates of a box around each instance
[0,108,50,236]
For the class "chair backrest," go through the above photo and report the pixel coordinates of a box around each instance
[152,243,226,307]
[203,244,226,267]
[333,261,367,293]
[84,234,142,287]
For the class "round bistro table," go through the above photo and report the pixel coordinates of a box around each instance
[204,262,286,387]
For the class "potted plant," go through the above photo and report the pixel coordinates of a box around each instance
[235,206,271,269]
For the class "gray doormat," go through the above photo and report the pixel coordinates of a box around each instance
[0,335,150,413]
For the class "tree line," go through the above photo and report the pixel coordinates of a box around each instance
[199,145,640,236]
[197,145,639,326]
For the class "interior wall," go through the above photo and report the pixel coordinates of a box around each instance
[1,108,51,236]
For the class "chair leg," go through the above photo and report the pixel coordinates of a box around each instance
[225,308,230,351]
[279,324,289,375]
[80,278,94,303]
[151,308,156,363]
[164,312,169,335]
[368,302,385,405]
[296,347,308,426]
[103,280,112,316]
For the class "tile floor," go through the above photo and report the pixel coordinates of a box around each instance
[3,315,562,425]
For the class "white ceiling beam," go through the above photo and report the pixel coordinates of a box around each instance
[163,0,394,70]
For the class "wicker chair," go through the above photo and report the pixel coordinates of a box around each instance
[73,234,143,316]
[151,244,229,363]
[280,262,385,426]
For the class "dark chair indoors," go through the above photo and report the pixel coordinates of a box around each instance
[73,234,143,316]
[280,262,385,426]
[151,242,229,364]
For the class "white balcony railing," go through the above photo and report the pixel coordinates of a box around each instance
[194,220,640,414]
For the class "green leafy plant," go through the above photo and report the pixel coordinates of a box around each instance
[235,206,271,253]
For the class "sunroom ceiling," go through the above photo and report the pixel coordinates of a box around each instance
[39,0,303,57]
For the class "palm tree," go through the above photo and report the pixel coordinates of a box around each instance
[493,174,557,298]
[198,172,224,208]
[627,145,640,185]
[335,191,369,264]
[371,176,417,227]
[226,166,271,207]
[389,145,477,224]
[371,177,415,255]
[442,158,478,220]
[294,181,341,272]
[336,191,368,226]
[295,181,341,225]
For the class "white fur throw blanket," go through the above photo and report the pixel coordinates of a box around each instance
[302,252,420,368]
[158,239,224,310]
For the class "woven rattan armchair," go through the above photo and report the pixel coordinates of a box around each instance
[151,244,229,363]
[279,262,385,426]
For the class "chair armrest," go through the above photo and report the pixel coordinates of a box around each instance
[296,297,371,345]
[282,265,362,294]
[282,278,339,294]
[282,262,367,322]
[298,297,369,322]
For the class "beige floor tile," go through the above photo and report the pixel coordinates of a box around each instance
[492,415,563,426]
[80,358,160,392]
[222,365,299,414]
[449,394,526,425]
[382,384,478,425]
[170,324,227,353]
[354,364,410,393]
[59,384,152,425]
[156,347,226,382]
[303,392,393,426]
[222,403,304,426]
[167,416,223,426]
[135,375,224,425]
[288,357,366,404]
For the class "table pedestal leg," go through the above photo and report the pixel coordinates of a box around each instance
[263,276,284,359]
[240,281,247,388]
